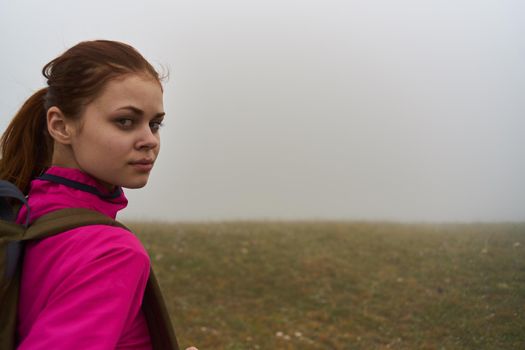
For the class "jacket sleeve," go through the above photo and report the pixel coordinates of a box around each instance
[17,227,151,350]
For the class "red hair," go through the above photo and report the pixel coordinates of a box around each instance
[0,40,164,194]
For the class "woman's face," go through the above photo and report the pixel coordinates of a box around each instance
[68,73,164,189]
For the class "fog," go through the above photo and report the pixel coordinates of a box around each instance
[1,0,524,222]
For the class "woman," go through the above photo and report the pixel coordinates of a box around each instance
[0,40,196,350]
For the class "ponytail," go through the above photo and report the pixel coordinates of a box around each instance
[0,88,53,194]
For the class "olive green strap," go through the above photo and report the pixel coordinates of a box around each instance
[143,269,180,350]
[26,208,127,240]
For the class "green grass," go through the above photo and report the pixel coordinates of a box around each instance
[125,221,525,350]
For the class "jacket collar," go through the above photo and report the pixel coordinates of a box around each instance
[24,166,128,223]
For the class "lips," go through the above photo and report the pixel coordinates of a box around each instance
[130,159,154,165]
[130,159,155,171]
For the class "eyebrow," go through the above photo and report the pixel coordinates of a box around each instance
[116,105,165,119]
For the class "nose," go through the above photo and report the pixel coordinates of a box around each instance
[135,124,160,150]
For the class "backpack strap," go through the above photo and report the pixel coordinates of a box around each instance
[0,180,30,226]
[143,270,180,350]
[0,180,30,282]
[28,208,181,350]
[27,208,126,240]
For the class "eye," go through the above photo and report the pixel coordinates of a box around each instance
[150,120,164,133]
[116,118,133,129]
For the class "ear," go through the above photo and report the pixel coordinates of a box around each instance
[47,106,76,145]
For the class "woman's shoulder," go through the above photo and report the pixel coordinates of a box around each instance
[76,224,147,254]
[22,223,151,294]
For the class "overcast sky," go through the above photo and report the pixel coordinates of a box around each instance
[0,0,524,222]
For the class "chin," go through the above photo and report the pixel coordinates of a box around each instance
[122,178,149,189]
[124,184,148,189]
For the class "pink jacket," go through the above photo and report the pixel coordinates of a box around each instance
[15,166,152,349]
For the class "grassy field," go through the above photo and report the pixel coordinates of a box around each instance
[126,221,525,350]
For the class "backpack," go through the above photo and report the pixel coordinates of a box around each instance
[0,180,180,350]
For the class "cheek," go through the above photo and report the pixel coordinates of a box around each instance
[76,128,130,161]
[103,135,128,151]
